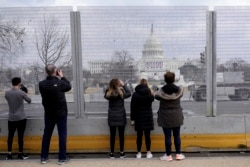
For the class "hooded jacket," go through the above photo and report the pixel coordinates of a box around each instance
[104,85,131,126]
[155,84,184,128]
[130,84,154,131]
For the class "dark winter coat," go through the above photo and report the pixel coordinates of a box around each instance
[39,76,71,118]
[104,85,131,126]
[155,84,184,128]
[130,84,154,131]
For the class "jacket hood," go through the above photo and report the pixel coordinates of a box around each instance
[162,83,179,94]
[156,86,184,100]
[135,84,151,96]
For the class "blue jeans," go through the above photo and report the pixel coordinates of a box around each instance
[41,114,67,160]
[162,127,181,156]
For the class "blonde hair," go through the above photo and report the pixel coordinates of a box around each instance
[139,78,154,96]
[106,78,124,98]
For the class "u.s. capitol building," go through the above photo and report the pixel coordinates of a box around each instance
[138,25,185,80]
[89,25,186,81]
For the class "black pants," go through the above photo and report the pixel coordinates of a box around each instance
[8,119,27,152]
[136,130,151,152]
[109,126,125,153]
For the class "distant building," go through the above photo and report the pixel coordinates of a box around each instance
[138,25,185,80]
[89,61,110,74]
[89,25,187,79]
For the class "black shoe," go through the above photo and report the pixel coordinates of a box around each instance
[109,152,115,159]
[120,152,125,158]
[18,153,29,160]
[5,154,12,160]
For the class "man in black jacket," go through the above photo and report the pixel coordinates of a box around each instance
[39,64,71,165]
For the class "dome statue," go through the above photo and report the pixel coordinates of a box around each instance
[142,24,164,59]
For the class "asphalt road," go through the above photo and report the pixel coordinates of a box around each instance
[0,100,250,118]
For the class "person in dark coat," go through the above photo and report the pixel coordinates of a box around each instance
[39,64,71,165]
[155,71,185,162]
[104,78,131,159]
[130,78,154,159]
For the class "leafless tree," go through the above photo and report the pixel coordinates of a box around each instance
[0,14,25,89]
[35,16,71,68]
[224,58,248,71]
[112,50,134,66]
[106,50,137,82]
[0,14,25,63]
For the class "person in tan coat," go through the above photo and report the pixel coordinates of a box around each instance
[155,71,185,162]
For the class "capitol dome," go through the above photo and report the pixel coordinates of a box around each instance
[142,25,164,59]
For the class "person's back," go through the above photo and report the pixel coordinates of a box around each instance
[104,78,131,159]
[39,76,71,117]
[131,83,154,130]
[4,77,31,160]
[5,88,31,121]
[39,64,71,165]
[130,79,154,159]
[155,72,185,162]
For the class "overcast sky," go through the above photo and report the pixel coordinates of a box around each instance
[1,0,250,10]
[1,0,250,68]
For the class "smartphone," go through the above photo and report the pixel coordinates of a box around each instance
[56,70,60,76]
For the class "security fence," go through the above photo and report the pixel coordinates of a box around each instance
[0,6,249,118]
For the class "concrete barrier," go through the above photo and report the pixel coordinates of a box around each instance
[0,114,249,153]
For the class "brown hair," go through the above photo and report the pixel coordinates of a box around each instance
[106,78,124,98]
[164,71,175,84]
[139,78,154,96]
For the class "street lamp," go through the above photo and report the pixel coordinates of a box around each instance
[129,65,133,82]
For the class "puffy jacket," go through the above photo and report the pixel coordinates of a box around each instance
[104,85,131,126]
[39,76,71,118]
[155,84,184,128]
[130,84,154,131]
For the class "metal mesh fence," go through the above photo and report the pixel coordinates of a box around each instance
[215,7,250,115]
[0,7,74,118]
[78,6,207,115]
[1,6,249,118]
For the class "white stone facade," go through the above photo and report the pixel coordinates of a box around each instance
[138,25,185,80]
[89,61,110,74]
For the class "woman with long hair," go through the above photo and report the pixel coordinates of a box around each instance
[104,78,131,159]
[130,78,154,159]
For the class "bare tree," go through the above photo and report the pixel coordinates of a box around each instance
[35,16,71,68]
[107,50,137,82]
[224,58,248,71]
[0,14,25,64]
[112,50,134,65]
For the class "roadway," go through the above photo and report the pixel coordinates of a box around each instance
[0,100,250,118]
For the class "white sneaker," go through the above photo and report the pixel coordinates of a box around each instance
[146,152,153,159]
[136,152,142,159]
[160,154,173,161]
[176,154,185,160]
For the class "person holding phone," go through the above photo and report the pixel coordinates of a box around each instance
[104,78,131,159]
[5,77,31,160]
[39,64,71,165]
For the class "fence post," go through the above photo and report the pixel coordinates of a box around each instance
[206,11,216,117]
[70,11,84,118]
